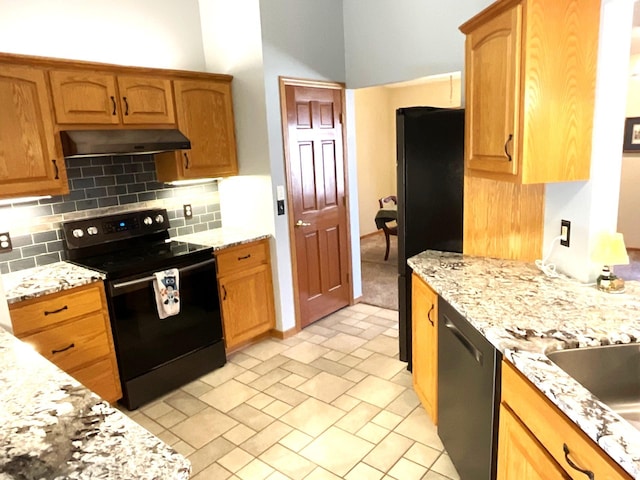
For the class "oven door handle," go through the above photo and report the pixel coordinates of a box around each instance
[111,258,216,290]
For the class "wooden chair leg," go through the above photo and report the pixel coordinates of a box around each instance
[384,230,390,261]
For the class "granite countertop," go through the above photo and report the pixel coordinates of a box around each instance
[408,250,640,478]
[173,227,270,250]
[1,262,105,305]
[0,326,190,479]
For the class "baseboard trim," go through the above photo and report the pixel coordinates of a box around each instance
[360,230,384,240]
[352,295,363,304]
[270,326,299,340]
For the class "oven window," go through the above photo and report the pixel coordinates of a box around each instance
[108,262,222,381]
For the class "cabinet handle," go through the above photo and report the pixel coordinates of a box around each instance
[222,285,227,300]
[238,254,251,260]
[123,97,129,116]
[563,444,594,479]
[504,134,513,162]
[184,152,190,170]
[427,303,434,326]
[110,96,116,115]
[52,343,75,355]
[44,305,68,316]
[51,159,59,180]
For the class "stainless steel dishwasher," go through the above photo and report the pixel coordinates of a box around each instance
[438,297,501,480]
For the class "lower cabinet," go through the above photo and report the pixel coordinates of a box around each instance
[499,360,632,480]
[9,281,122,403]
[411,272,438,423]
[215,239,275,351]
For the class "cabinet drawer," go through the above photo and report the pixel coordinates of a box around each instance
[216,240,269,276]
[70,357,121,404]
[10,285,103,335]
[502,361,631,479]
[21,312,111,372]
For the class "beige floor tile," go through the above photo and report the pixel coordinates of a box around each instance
[141,401,173,420]
[224,423,257,445]
[260,444,316,480]
[383,328,398,338]
[265,471,292,480]
[366,316,397,328]
[131,412,164,435]
[345,462,384,480]
[280,373,307,388]
[306,334,331,345]
[246,392,276,410]
[280,360,322,379]
[297,371,354,403]
[349,303,382,315]
[403,442,440,469]
[171,407,238,449]
[155,408,188,429]
[332,394,361,412]
[421,471,452,480]
[387,458,427,480]
[280,397,345,437]
[358,325,389,340]
[385,389,421,417]
[190,461,232,480]
[299,426,374,477]
[250,368,290,391]
[310,357,351,376]
[236,370,261,384]
[342,311,368,321]
[200,362,247,387]
[303,466,342,480]
[430,453,460,480]
[252,355,291,375]
[342,368,368,383]
[218,447,255,473]
[180,379,214,398]
[188,437,235,474]
[242,340,291,361]
[236,458,275,480]
[279,429,313,453]
[321,332,368,353]
[304,324,337,337]
[322,350,346,362]
[280,341,330,364]
[240,420,293,457]
[335,402,380,434]
[390,369,413,388]
[173,440,196,457]
[227,404,275,431]
[393,407,444,450]
[200,379,260,412]
[230,352,262,370]
[264,383,309,407]
[357,422,389,443]
[351,347,375,360]
[346,375,406,408]
[262,399,293,418]
[362,335,399,357]
[373,309,399,321]
[362,431,413,473]
[355,353,406,380]
[164,390,208,417]
[156,429,180,446]
[371,410,404,430]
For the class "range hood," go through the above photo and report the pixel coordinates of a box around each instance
[60,129,191,158]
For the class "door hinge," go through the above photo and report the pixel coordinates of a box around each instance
[342,196,346,206]
[346,272,350,284]
[339,113,343,124]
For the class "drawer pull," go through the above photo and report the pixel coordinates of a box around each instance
[184,152,190,170]
[563,443,594,479]
[44,305,68,316]
[427,304,434,326]
[123,96,129,116]
[504,134,513,162]
[52,159,59,180]
[222,285,227,300]
[238,254,251,260]
[52,343,75,355]
[110,96,116,115]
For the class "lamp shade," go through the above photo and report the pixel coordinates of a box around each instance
[591,232,630,266]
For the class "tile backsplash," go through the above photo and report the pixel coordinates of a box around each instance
[0,155,221,274]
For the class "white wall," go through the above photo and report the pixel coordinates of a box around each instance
[343,0,493,88]
[0,0,205,70]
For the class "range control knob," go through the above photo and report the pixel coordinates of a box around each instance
[143,216,153,226]
[155,214,164,224]
[72,229,84,238]
[87,226,98,236]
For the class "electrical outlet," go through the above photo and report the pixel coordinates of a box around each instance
[0,232,12,253]
[560,220,571,247]
[183,204,193,220]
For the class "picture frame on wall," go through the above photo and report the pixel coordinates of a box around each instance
[623,117,640,152]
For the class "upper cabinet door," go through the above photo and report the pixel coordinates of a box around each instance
[0,65,68,198]
[172,79,238,179]
[49,70,120,125]
[116,76,175,125]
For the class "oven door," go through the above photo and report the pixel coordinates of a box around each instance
[107,256,223,382]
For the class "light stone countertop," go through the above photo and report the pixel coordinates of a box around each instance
[408,250,640,479]
[173,227,271,250]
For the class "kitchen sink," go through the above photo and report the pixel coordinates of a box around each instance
[547,343,640,429]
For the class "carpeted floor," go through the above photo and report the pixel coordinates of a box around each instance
[360,232,398,310]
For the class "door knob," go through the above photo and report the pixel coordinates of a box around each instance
[295,220,311,227]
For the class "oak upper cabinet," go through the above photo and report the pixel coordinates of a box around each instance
[215,239,275,352]
[411,272,438,424]
[49,70,175,125]
[460,0,600,184]
[498,361,632,480]
[155,78,238,181]
[0,64,68,198]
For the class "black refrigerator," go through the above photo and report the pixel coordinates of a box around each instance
[397,107,464,367]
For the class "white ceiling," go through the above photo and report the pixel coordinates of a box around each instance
[632,2,640,55]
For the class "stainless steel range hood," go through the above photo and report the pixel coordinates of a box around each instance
[60,129,191,158]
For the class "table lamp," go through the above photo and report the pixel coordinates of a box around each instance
[591,232,629,293]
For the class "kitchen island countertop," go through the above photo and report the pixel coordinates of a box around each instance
[409,250,640,479]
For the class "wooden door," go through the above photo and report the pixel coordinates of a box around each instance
[0,64,68,198]
[464,4,521,177]
[49,70,120,124]
[171,79,238,178]
[497,404,570,480]
[283,82,350,328]
[117,76,175,124]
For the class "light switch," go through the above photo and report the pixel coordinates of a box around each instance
[276,185,285,201]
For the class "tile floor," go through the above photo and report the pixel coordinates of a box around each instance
[121,303,461,480]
